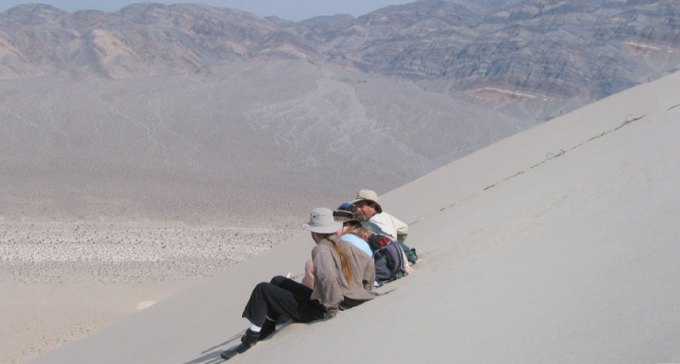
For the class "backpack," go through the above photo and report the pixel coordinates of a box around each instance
[397,240,418,265]
[367,234,406,282]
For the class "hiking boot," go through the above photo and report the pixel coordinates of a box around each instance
[258,319,277,341]
[240,329,260,347]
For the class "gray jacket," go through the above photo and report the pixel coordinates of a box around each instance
[310,238,376,313]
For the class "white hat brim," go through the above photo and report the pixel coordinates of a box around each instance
[302,221,342,234]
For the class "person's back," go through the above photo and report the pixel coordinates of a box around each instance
[366,211,408,242]
[302,203,374,289]
[311,238,375,310]
[340,233,372,257]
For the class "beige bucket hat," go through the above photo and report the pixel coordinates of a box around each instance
[302,207,343,234]
[351,189,383,213]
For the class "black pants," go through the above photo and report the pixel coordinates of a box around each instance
[242,275,326,327]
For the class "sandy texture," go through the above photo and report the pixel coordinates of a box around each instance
[0,222,294,364]
[27,71,680,363]
[0,281,184,364]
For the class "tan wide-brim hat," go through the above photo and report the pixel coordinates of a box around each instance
[302,207,343,234]
[351,189,383,213]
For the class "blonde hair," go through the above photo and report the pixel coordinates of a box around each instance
[325,234,354,287]
[343,223,372,240]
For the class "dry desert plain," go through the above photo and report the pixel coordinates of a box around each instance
[0,220,296,364]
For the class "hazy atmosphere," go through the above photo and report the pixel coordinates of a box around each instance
[1,0,678,363]
[0,0,413,20]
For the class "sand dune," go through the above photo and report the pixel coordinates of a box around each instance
[29,71,680,363]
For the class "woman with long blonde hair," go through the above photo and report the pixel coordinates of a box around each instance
[222,207,375,359]
[301,203,373,288]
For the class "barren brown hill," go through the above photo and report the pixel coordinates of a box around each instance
[0,61,524,222]
[1,0,678,222]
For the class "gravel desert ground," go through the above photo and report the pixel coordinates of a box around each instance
[0,221,295,364]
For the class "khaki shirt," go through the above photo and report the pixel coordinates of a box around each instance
[368,211,409,241]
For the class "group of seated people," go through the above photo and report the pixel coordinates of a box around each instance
[221,189,417,359]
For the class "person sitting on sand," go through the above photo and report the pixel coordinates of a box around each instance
[353,189,418,265]
[222,208,375,358]
[334,203,373,256]
[301,203,373,288]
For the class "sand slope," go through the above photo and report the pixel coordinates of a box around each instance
[30,71,680,363]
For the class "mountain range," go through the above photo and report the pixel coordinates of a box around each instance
[0,0,678,222]
[2,0,678,111]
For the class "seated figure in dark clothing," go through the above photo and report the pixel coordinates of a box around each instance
[221,207,376,359]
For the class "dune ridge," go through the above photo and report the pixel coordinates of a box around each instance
[30,70,680,363]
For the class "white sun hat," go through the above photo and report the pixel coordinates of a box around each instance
[302,207,343,234]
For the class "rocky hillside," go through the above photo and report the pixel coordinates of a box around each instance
[0,0,678,222]
[309,0,679,118]
[0,60,525,222]
[1,0,678,119]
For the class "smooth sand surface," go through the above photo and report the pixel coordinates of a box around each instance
[0,281,185,364]
[29,71,680,363]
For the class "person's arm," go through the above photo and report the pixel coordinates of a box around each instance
[393,215,409,242]
[363,253,376,290]
[301,259,315,289]
[402,250,414,275]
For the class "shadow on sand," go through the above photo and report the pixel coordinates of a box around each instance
[183,330,244,364]
[184,320,297,364]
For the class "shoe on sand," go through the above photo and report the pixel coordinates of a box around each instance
[240,328,260,347]
[258,319,277,341]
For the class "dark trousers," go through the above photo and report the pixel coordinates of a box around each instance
[242,275,326,327]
